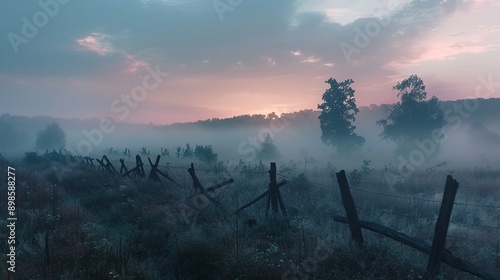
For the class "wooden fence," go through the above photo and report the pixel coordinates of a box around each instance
[334,170,499,280]
[43,149,500,279]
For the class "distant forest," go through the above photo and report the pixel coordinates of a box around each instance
[1,98,499,155]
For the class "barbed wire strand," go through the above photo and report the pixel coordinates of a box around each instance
[77,160,500,210]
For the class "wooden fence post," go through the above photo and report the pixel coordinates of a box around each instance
[148,155,161,182]
[146,155,183,188]
[234,162,287,216]
[96,158,105,171]
[334,215,500,280]
[427,175,459,278]
[136,155,145,178]
[188,163,222,208]
[336,170,364,248]
[122,155,145,178]
[96,156,115,175]
[119,159,129,177]
[84,157,96,169]
[103,155,116,173]
[265,162,288,219]
[267,162,279,217]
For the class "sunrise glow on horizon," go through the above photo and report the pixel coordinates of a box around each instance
[1,0,499,125]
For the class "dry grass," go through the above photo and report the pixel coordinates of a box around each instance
[2,155,499,279]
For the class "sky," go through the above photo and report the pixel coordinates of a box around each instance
[1,0,499,125]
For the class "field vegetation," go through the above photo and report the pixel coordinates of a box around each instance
[1,151,498,279]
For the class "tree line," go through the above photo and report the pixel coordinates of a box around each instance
[31,74,450,162]
[318,75,446,156]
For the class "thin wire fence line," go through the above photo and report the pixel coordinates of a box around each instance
[277,172,444,204]
[80,159,500,209]
[114,163,500,209]
[450,221,500,231]
[452,202,500,209]
[352,202,500,231]
[354,202,500,230]
[350,187,500,210]
[278,172,500,210]
[446,234,494,246]
[108,159,270,175]
[354,207,500,232]
[50,156,500,251]
[62,154,500,262]
[353,208,498,247]
[352,203,498,241]
[353,209,498,248]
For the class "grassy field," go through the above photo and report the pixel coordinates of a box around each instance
[1,152,499,279]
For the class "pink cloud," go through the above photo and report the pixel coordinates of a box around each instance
[470,0,500,11]
[123,54,149,73]
[76,32,149,74]
[387,25,499,69]
[410,41,499,65]
[76,32,114,56]
[301,56,321,63]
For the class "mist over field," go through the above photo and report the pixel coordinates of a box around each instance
[2,97,500,279]
[1,98,499,171]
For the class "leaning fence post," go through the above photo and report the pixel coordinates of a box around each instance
[103,155,116,173]
[336,170,364,248]
[120,159,129,177]
[135,155,145,178]
[148,155,161,182]
[427,175,459,278]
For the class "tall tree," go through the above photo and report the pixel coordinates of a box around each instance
[36,122,66,150]
[318,78,364,155]
[378,75,446,153]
